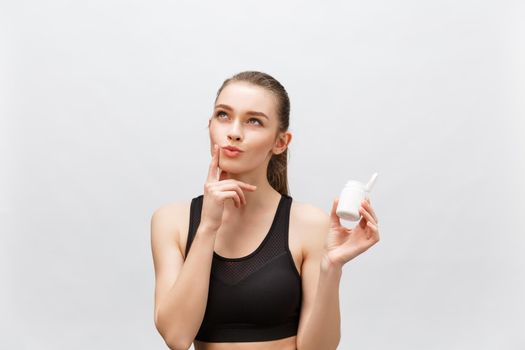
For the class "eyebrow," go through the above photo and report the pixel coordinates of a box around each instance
[214,104,269,120]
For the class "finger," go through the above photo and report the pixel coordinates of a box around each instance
[215,181,257,205]
[217,191,241,208]
[215,179,257,192]
[330,198,342,228]
[207,144,220,182]
[366,221,379,240]
[359,205,377,225]
[367,221,378,232]
[237,183,258,205]
[228,183,246,205]
[363,199,378,223]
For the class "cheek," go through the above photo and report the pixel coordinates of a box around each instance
[208,124,222,141]
[209,122,228,136]
[248,136,276,157]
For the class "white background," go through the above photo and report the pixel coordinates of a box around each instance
[1,0,524,349]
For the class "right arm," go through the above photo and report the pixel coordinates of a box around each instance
[151,205,217,350]
[151,144,257,349]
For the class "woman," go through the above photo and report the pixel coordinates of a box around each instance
[151,71,380,350]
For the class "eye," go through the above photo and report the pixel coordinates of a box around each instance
[248,118,263,126]
[215,111,228,119]
[215,111,263,126]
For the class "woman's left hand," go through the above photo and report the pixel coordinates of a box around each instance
[323,197,380,268]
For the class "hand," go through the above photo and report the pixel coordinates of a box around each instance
[323,197,380,267]
[200,144,257,231]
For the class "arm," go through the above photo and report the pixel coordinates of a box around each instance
[296,207,341,350]
[297,255,343,350]
[151,204,217,350]
[296,197,380,350]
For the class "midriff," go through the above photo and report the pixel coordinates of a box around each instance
[194,335,296,350]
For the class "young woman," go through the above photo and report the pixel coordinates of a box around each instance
[151,71,380,350]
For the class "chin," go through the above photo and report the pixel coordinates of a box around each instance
[219,162,257,175]
[218,163,243,174]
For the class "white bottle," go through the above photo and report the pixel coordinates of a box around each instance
[336,173,378,221]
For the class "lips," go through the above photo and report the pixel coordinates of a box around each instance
[222,146,243,158]
[223,146,243,152]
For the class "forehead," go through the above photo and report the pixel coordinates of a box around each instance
[215,82,277,119]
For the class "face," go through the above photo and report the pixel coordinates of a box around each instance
[208,81,290,176]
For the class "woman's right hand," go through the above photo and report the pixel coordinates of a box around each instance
[200,144,257,232]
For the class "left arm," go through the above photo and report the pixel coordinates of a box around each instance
[296,197,380,350]
[296,253,343,350]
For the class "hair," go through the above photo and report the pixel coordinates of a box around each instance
[213,71,291,196]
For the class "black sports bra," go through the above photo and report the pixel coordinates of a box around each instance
[185,193,302,342]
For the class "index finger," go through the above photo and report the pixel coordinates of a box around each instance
[363,198,378,224]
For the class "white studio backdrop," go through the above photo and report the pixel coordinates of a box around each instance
[1,0,524,349]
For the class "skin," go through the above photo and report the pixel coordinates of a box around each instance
[152,81,380,350]
[207,81,291,219]
[202,81,298,349]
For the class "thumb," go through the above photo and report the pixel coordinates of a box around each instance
[330,197,342,228]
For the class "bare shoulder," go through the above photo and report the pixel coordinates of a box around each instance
[290,200,331,258]
[150,202,191,256]
[291,200,330,224]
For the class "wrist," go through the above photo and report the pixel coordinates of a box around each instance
[321,253,344,273]
[197,223,219,237]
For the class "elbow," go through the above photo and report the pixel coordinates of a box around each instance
[297,337,341,350]
[155,317,192,350]
[165,338,192,350]
[160,327,192,350]
[157,328,193,350]
[332,337,342,350]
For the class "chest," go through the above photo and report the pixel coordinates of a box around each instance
[178,201,303,277]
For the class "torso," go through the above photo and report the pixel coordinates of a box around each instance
[175,196,304,350]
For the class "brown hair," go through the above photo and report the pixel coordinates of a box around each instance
[213,71,291,196]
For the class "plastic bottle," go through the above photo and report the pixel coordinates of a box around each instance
[336,172,378,221]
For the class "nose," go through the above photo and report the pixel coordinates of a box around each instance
[227,119,243,142]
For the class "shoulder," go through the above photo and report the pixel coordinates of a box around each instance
[290,199,331,258]
[151,202,189,230]
[290,200,329,224]
[150,201,192,252]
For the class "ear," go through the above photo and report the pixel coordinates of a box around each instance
[272,131,292,155]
